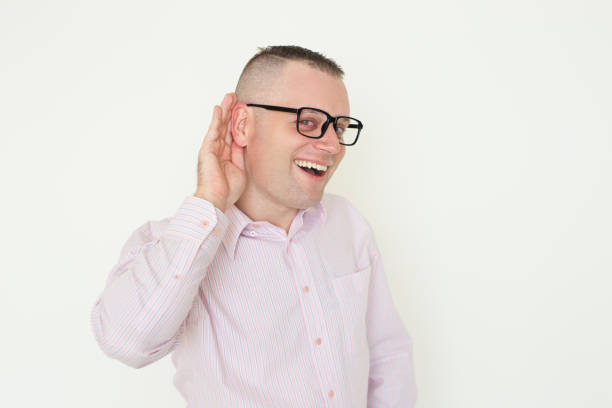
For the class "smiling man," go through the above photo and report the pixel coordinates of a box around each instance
[91,45,417,407]
[232,57,350,232]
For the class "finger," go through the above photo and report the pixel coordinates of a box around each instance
[222,93,237,123]
[224,117,233,146]
[224,93,239,144]
[221,93,231,110]
[227,94,237,122]
[225,114,232,144]
[230,141,245,171]
[202,105,221,145]
[220,94,232,122]
[228,92,237,108]
[224,105,237,146]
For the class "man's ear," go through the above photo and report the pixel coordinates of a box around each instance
[231,103,249,147]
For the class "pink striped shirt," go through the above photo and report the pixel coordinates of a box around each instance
[91,193,416,407]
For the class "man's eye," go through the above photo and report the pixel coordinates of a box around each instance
[300,120,315,127]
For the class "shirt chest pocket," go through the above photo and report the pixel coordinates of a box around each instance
[331,266,371,355]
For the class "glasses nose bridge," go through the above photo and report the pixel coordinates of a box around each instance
[320,112,338,135]
[317,115,343,151]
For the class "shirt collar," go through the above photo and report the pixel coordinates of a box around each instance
[221,201,327,260]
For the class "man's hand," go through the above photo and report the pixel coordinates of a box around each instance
[194,93,246,213]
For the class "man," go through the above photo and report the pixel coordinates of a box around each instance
[91,45,417,407]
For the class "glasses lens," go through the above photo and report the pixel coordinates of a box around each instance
[298,108,327,137]
[298,109,361,145]
[335,117,360,145]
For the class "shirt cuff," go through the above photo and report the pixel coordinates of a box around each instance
[166,195,230,242]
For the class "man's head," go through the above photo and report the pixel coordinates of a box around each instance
[231,45,352,213]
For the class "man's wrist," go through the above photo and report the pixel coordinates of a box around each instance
[193,192,227,213]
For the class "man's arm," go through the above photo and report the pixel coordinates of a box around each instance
[367,246,418,407]
[90,196,228,368]
[91,92,245,368]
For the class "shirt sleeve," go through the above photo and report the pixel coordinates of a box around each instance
[90,195,229,368]
[366,243,418,407]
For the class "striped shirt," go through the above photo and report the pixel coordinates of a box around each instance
[91,193,416,407]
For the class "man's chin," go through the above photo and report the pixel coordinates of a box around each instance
[295,192,324,210]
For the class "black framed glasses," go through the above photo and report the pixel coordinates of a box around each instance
[246,103,363,146]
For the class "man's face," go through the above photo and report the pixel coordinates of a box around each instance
[243,61,349,211]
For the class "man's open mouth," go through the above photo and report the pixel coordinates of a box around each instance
[294,160,327,177]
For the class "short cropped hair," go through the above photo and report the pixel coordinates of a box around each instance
[235,45,344,102]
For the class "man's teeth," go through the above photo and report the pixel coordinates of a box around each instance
[294,160,328,172]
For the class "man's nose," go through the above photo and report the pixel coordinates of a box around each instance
[313,123,343,154]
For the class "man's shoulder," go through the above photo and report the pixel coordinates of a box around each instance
[320,192,372,232]
[321,191,358,213]
[319,193,378,267]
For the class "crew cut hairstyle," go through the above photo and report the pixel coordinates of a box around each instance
[235,45,344,100]
[242,45,344,78]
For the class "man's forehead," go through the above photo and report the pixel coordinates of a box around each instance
[271,61,350,115]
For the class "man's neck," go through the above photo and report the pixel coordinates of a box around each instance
[234,192,298,234]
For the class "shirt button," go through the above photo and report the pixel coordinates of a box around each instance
[201,220,209,227]
[249,231,256,237]
[303,285,309,293]
[315,338,321,345]
[328,390,334,398]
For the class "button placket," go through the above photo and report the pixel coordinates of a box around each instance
[288,239,339,406]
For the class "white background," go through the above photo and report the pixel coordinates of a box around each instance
[1,0,610,407]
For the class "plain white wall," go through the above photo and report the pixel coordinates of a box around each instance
[1,0,610,406]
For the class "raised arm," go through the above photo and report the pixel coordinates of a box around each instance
[91,93,246,368]
[90,197,228,368]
